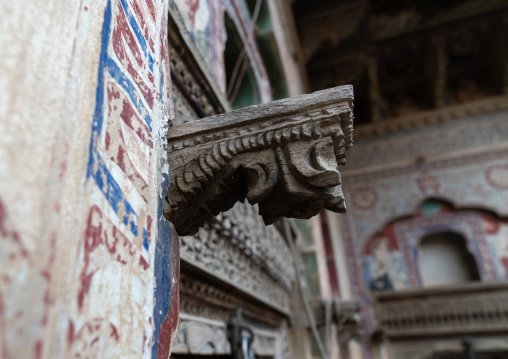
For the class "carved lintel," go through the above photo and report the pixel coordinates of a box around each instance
[164,85,354,235]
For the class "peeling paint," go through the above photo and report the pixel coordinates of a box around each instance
[0,0,177,357]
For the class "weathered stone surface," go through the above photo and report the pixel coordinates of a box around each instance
[172,313,282,357]
[164,85,354,235]
[180,201,294,313]
[372,282,508,338]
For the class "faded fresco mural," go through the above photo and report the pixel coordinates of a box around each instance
[363,199,508,291]
[481,213,508,280]
[0,0,181,357]
[170,0,271,101]
[173,0,226,91]
[362,227,409,292]
[339,111,508,358]
[72,0,178,358]
[362,199,508,293]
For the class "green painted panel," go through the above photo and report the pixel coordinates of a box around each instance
[302,252,321,298]
[293,218,315,248]
[224,14,260,109]
[256,32,288,100]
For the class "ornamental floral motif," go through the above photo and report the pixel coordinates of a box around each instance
[485,164,508,190]
[417,172,440,194]
[351,186,378,210]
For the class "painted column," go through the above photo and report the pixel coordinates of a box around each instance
[0,0,179,358]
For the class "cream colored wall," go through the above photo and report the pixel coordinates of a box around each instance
[0,2,104,357]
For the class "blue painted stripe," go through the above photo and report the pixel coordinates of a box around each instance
[89,153,139,236]
[118,0,153,73]
[149,53,154,73]
[87,0,148,238]
[143,227,149,250]
[107,58,153,130]
[89,0,113,139]
[91,5,175,358]
[152,171,173,359]
[158,66,164,103]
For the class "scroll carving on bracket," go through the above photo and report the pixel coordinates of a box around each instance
[164,85,354,235]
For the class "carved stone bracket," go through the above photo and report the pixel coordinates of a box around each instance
[164,85,354,235]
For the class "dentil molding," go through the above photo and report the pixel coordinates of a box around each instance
[164,85,354,235]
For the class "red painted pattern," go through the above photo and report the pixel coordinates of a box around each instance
[0,198,28,259]
[132,0,156,53]
[67,317,114,351]
[78,205,140,310]
[185,0,200,27]
[107,79,152,146]
[146,215,153,237]
[106,81,152,197]
[139,255,149,270]
[0,196,51,358]
[40,235,56,326]
[112,0,154,109]
[34,341,42,359]
[109,323,119,341]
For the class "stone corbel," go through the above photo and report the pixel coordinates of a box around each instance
[164,85,354,235]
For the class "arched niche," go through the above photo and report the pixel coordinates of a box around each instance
[418,230,481,287]
[224,14,260,109]
[362,197,508,292]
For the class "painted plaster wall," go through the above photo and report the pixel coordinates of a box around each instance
[0,1,179,358]
[171,0,272,102]
[335,110,508,358]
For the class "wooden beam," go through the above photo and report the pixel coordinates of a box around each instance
[165,86,354,235]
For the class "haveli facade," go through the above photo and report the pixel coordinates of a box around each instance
[294,0,508,358]
[1,0,508,359]
[0,0,358,358]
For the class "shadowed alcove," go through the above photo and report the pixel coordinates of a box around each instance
[418,231,481,287]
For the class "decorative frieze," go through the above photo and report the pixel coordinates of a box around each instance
[372,283,508,338]
[164,86,354,235]
[354,95,508,140]
[210,202,295,290]
[172,313,280,357]
[179,208,292,313]
[179,272,286,327]
[168,43,221,120]
[172,315,230,355]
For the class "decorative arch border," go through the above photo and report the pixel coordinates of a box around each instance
[393,212,496,287]
[340,151,508,359]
